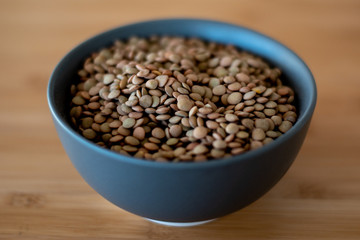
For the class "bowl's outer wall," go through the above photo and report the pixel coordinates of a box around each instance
[48,19,316,222]
[54,119,310,222]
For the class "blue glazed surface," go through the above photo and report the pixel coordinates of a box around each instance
[47,18,317,222]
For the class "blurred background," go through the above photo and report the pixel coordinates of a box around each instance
[1,0,359,239]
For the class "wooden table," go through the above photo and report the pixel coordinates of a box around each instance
[1,0,359,239]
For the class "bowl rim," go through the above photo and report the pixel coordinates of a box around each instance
[47,18,317,169]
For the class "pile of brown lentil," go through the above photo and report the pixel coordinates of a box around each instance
[69,36,297,162]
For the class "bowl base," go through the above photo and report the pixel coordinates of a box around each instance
[145,218,216,227]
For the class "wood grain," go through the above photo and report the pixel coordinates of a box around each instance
[1,0,360,239]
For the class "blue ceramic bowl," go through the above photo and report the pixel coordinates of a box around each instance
[47,19,316,225]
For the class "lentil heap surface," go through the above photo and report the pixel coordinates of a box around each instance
[70,36,297,162]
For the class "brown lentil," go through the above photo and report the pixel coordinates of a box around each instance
[227,92,242,105]
[193,126,208,139]
[122,118,136,128]
[125,136,140,146]
[252,128,266,141]
[279,120,293,133]
[146,79,158,90]
[144,142,159,151]
[139,95,153,108]
[255,119,270,131]
[225,113,239,122]
[177,96,194,111]
[133,127,146,140]
[266,130,279,138]
[237,131,249,139]
[212,85,226,96]
[228,82,241,91]
[213,140,227,149]
[109,135,124,143]
[169,125,183,138]
[152,127,166,139]
[225,123,239,134]
[243,91,256,100]
[206,120,219,129]
[117,126,130,136]
[166,138,179,146]
[83,129,96,139]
